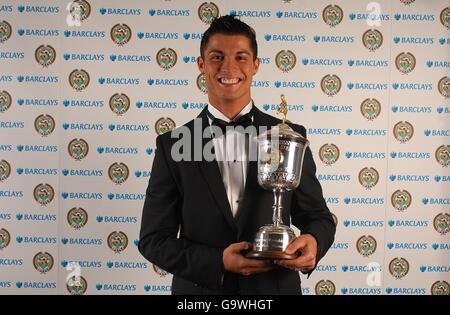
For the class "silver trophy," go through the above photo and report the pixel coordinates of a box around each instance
[247,95,310,260]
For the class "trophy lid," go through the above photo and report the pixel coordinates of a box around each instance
[257,123,309,145]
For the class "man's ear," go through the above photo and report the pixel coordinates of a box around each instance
[197,56,204,73]
[254,57,260,74]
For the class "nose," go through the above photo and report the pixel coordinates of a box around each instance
[220,56,238,73]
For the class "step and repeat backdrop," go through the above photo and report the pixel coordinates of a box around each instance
[0,0,449,295]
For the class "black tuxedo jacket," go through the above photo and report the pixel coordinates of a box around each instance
[139,106,336,295]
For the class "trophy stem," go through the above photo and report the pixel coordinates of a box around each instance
[272,188,284,227]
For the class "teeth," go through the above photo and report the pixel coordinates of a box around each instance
[220,78,239,84]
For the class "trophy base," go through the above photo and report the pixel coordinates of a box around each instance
[246,250,297,260]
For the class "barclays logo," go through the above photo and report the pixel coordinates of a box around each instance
[426,60,450,68]
[62,123,103,131]
[134,170,151,178]
[0,213,11,220]
[274,81,315,89]
[99,8,141,15]
[61,260,102,269]
[431,243,450,250]
[110,54,151,63]
[275,11,317,19]
[97,146,138,155]
[0,281,10,288]
[251,80,270,88]
[344,220,384,227]
[62,169,103,177]
[317,174,351,181]
[424,129,450,137]
[0,190,23,198]
[325,197,339,204]
[17,75,58,83]
[61,192,103,200]
[108,193,145,201]
[386,288,426,295]
[420,265,450,272]
[137,32,178,40]
[148,9,190,16]
[308,128,341,136]
[315,265,337,272]
[96,284,136,292]
[147,78,189,86]
[439,38,450,45]
[98,77,139,85]
[97,216,137,224]
[108,124,150,132]
[106,261,148,269]
[345,129,386,136]
[345,152,386,159]
[422,197,450,205]
[182,33,203,40]
[263,104,303,112]
[16,145,56,153]
[61,238,103,246]
[16,168,57,176]
[342,265,382,272]
[0,145,12,152]
[230,9,271,18]
[390,151,431,159]
[144,284,172,293]
[16,213,56,221]
[18,98,58,106]
[0,75,13,82]
[394,13,435,21]
[312,105,352,113]
[391,105,432,113]
[15,236,57,244]
[393,36,434,44]
[392,82,433,90]
[313,35,354,43]
[258,57,270,64]
[17,28,59,36]
[387,242,427,250]
[63,99,104,108]
[64,30,105,38]
[16,282,56,289]
[264,34,306,42]
[17,5,59,14]
[342,288,382,295]
[387,220,428,227]
[434,175,450,183]
[347,59,388,67]
[389,175,429,182]
[436,106,450,114]
[0,121,24,129]
[0,5,12,12]
[0,258,23,266]
[181,102,207,110]
[64,53,105,61]
[347,82,387,90]
[0,51,25,60]
[330,242,349,249]
[303,58,343,66]
[348,13,389,21]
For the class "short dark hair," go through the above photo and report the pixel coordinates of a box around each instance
[200,15,258,60]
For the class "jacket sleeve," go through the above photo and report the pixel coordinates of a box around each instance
[289,125,336,272]
[138,134,225,290]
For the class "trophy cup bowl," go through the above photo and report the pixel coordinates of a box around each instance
[246,124,309,260]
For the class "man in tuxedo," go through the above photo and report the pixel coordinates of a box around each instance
[139,15,336,295]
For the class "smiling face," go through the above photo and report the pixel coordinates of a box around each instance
[197,33,259,115]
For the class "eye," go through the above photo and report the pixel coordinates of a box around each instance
[210,55,223,61]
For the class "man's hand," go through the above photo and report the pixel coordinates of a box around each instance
[274,234,318,272]
[223,242,274,276]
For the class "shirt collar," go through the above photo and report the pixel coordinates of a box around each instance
[207,100,253,124]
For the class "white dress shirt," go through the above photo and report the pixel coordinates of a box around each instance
[207,101,253,218]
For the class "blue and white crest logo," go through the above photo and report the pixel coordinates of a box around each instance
[437,77,450,98]
[111,24,132,46]
[275,50,296,72]
[440,7,450,29]
[358,167,379,189]
[433,213,449,235]
[319,143,340,165]
[157,48,177,70]
[197,73,208,94]
[389,257,409,279]
[431,281,449,295]
[109,93,130,116]
[70,0,91,22]
[67,207,88,230]
[107,231,128,254]
[391,189,412,212]
[34,114,55,137]
[360,98,381,121]
[393,121,414,143]
[198,2,219,24]
[35,45,56,67]
[108,162,129,185]
[0,160,11,182]
[153,264,169,277]
[0,90,12,113]
[33,252,54,274]
[0,228,11,250]
[320,74,341,97]
[435,145,449,167]
[322,5,343,27]
[0,21,12,43]
[155,117,176,135]
[68,138,89,161]
[315,280,335,295]
[395,52,416,74]
[67,276,88,295]
[34,183,54,206]
[363,29,383,51]
[356,235,377,257]
[69,69,90,92]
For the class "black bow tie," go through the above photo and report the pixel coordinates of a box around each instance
[206,108,254,136]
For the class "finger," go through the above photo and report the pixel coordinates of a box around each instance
[285,237,307,255]
[242,258,273,268]
[275,254,314,269]
[230,242,252,252]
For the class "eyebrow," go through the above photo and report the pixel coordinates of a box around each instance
[208,50,251,55]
